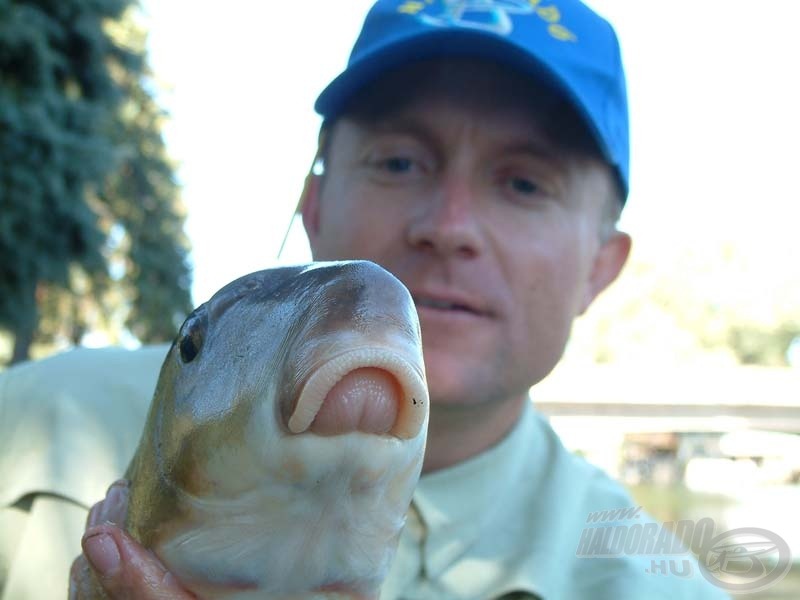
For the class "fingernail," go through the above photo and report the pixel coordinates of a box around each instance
[84,533,121,576]
[104,483,129,524]
[107,479,129,493]
[87,502,101,528]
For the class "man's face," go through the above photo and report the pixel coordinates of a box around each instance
[303,61,629,409]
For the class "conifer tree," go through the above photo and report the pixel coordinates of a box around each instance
[0,0,192,364]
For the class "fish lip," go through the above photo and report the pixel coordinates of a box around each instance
[287,347,429,440]
[410,288,493,317]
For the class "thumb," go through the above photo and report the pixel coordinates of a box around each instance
[82,523,195,599]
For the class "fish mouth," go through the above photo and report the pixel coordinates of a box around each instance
[287,348,428,440]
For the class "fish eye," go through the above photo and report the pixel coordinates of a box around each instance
[177,309,207,363]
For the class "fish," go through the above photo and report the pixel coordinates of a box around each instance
[122,261,429,599]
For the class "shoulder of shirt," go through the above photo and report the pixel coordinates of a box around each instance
[0,345,169,509]
[496,409,730,599]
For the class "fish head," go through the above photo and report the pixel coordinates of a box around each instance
[130,260,428,597]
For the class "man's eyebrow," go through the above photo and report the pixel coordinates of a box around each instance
[359,116,435,145]
[498,140,565,163]
[356,117,567,167]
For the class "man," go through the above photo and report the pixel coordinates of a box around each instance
[0,1,728,598]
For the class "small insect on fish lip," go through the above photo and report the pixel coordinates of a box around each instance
[287,347,428,440]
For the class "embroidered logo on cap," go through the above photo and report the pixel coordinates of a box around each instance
[397,0,577,41]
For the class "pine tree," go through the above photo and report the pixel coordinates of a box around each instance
[0,0,192,364]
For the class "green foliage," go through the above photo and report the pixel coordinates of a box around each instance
[0,0,192,363]
[727,322,800,367]
[98,30,192,343]
[568,244,800,368]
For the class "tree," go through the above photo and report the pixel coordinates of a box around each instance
[566,243,800,368]
[0,0,192,364]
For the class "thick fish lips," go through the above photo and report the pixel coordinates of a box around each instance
[287,349,428,440]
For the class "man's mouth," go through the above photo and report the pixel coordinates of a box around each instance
[412,294,488,317]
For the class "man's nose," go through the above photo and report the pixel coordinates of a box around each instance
[406,177,484,259]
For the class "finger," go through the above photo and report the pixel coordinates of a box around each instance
[82,523,196,600]
[69,554,107,600]
[87,480,130,529]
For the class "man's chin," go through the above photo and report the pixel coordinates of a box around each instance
[424,363,493,410]
[423,353,531,413]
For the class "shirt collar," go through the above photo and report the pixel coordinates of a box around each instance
[412,402,541,580]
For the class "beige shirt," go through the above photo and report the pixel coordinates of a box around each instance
[382,406,729,599]
[0,345,166,600]
[0,347,728,599]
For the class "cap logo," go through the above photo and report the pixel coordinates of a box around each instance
[397,0,577,41]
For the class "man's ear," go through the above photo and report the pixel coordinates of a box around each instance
[579,231,632,315]
[300,173,322,245]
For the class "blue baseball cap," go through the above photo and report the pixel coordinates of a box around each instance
[315,0,630,200]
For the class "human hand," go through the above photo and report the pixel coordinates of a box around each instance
[69,480,196,599]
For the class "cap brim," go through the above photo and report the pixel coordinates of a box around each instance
[314,29,612,177]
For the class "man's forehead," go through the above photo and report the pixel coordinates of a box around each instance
[346,94,556,155]
[335,58,597,159]
[349,57,563,115]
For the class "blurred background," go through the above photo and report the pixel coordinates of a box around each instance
[1,0,798,597]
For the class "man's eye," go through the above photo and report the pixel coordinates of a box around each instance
[510,177,539,195]
[381,157,414,172]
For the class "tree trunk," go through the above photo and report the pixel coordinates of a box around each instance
[10,285,38,365]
